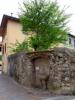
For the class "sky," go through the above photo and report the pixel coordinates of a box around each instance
[0,0,75,39]
[57,0,75,35]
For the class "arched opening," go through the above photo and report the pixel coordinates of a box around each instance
[31,56,50,89]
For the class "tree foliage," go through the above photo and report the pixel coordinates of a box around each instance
[19,0,70,51]
[9,40,30,53]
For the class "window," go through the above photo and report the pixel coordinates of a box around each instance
[2,45,4,54]
[5,43,6,53]
[2,43,6,54]
[69,38,71,45]
[74,40,75,48]
[0,47,1,51]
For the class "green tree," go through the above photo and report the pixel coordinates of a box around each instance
[9,40,30,53]
[19,0,70,51]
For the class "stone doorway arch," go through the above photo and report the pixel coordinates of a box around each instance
[31,56,50,89]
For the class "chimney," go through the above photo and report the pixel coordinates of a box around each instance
[11,13,13,16]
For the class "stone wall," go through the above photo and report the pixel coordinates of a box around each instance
[8,52,33,87]
[8,47,75,95]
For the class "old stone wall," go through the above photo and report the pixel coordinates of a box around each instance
[8,47,75,95]
[8,52,33,87]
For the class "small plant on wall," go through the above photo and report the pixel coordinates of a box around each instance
[9,40,32,53]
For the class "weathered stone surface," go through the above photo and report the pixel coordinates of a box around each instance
[8,52,33,87]
[8,47,75,95]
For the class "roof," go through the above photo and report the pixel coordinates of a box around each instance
[68,34,75,38]
[0,14,20,36]
[0,27,4,36]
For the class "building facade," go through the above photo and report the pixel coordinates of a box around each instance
[0,15,26,73]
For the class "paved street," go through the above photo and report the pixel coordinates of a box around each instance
[44,96,75,100]
[0,75,75,100]
[0,75,42,100]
